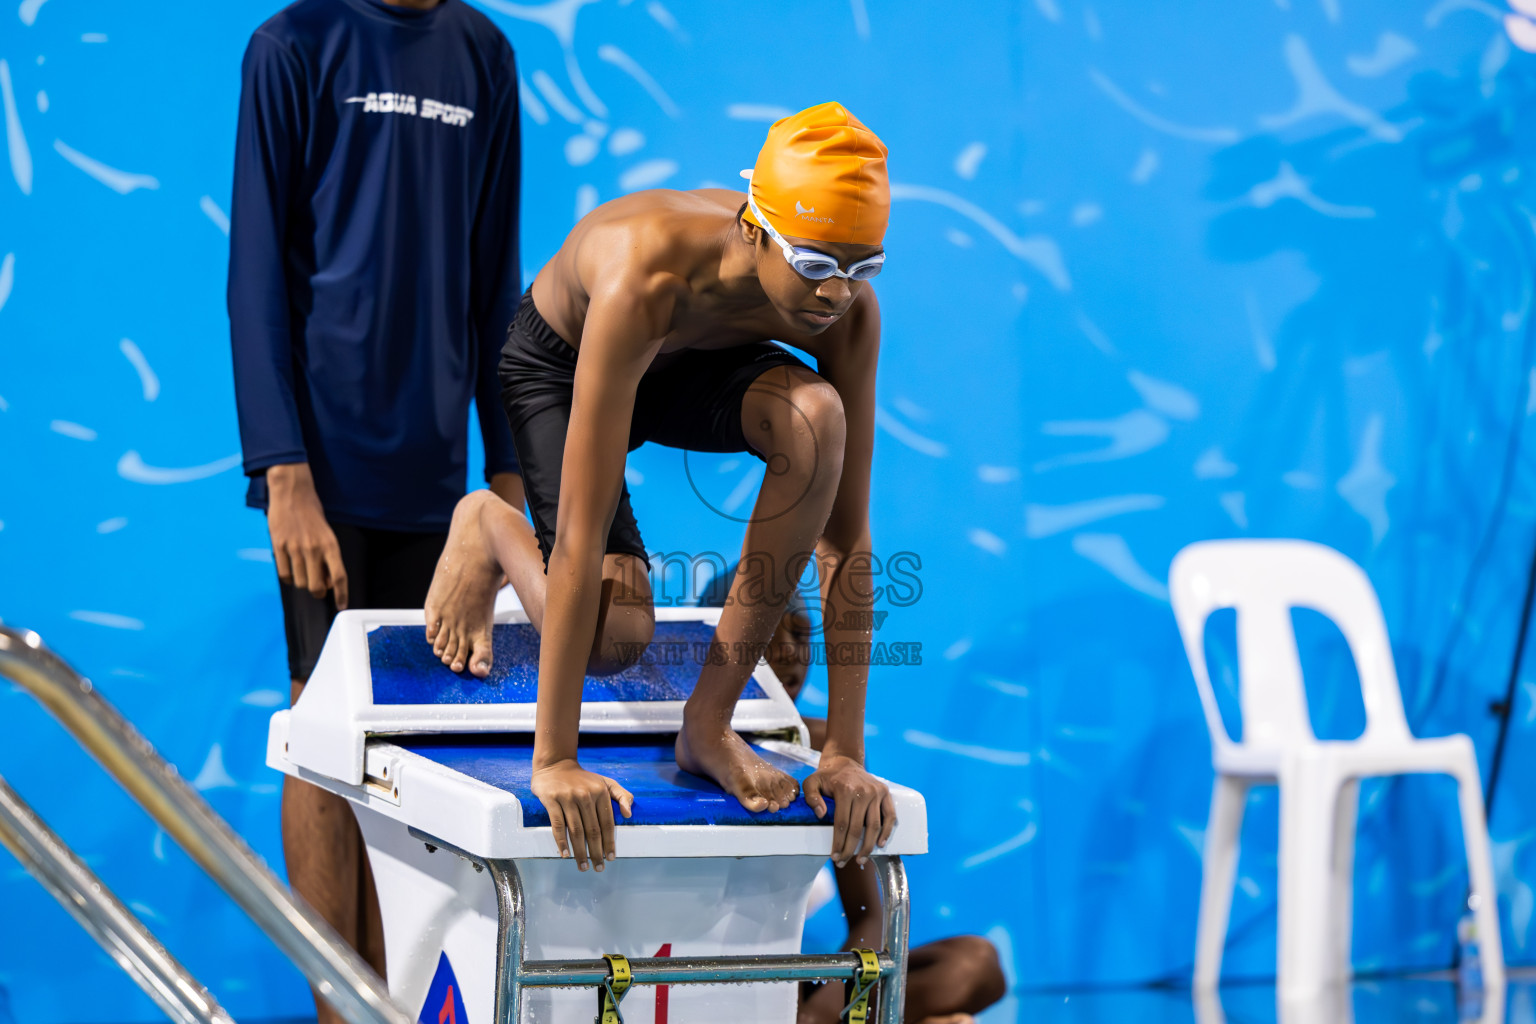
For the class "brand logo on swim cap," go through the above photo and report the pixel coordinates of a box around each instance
[795,200,834,224]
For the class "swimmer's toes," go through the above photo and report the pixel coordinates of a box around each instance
[750,773,789,813]
[468,630,493,678]
[765,770,798,809]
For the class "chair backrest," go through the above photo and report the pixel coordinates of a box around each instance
[1168,539,1412,755]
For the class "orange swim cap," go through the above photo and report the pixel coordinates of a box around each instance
[741,102,889,246]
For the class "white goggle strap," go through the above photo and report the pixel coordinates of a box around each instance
[747,192,798,262]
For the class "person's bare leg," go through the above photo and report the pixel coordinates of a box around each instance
[799,936,1004,1024]
[426,489,656,676]
[900,937,1006,1022]
[586,554,657,674]
[426,490,546,675]
[357,839,387,978]
[676,367,844,813]
[282,679,371,1024]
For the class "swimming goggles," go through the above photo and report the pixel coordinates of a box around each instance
[747,193,885,281]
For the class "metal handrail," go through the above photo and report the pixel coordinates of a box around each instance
[0,625,413,1024]
[0,775,233,1024]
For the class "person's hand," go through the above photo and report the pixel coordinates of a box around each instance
[267,462,348,609]
[803,754,895,868]
[530,759,634,870]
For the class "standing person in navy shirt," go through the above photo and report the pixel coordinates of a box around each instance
[227,0,524,1009]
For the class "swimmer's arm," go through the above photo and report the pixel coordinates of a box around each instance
[811,291,880,764]
[803,291,896,865]
[530,272,669,867]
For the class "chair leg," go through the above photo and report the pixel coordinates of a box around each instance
[1194,774,1251,991]
[1451,750,1505,990]
[1278,982,1352,1024]
[1328,778,1359,984]
[1192,984,1228,1024]
[1278,761,1339,1002]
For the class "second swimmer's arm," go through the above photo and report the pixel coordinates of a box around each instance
[530,274,670,870]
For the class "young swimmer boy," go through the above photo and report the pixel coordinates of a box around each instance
[425,103,896,871]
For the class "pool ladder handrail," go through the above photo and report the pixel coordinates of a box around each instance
[0,624,414,1024]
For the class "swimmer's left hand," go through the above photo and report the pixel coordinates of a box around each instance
[803,755,895,868]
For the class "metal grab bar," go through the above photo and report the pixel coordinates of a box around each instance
[0,775,234,1024]
[512,952,899,987]
[0,625,413,1024]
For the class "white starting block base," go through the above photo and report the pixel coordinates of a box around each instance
[363,809,823,1023]
[267,606,927,1024]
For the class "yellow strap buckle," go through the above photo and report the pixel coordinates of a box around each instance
[595,953,632,1024]
[842,948,881,1023]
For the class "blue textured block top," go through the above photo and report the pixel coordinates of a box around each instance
[398,734,829,826]
[367,621,769,704]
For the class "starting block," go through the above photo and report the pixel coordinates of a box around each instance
[266,604,927,1024]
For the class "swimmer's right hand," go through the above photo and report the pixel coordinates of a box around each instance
[530,759,634,871]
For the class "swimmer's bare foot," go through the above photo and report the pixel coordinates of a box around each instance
[675,716,800,813]
[424,491,502,677]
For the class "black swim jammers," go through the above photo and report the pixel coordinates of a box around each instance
[497,288,810,568]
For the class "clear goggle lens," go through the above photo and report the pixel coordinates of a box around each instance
[791,251,885,281]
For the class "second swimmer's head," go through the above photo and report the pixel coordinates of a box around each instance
[739,102,889,334]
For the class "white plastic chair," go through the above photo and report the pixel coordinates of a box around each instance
[1169,539,1503,1000]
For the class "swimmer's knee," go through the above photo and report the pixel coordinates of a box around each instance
[788,381,846,496]
[789,378,846,448]
[747,372,846,489]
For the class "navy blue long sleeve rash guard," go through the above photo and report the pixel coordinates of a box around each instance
[229,0,521,531]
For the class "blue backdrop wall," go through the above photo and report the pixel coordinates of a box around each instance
[4,1,1536,1021]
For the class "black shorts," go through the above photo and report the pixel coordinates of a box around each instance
[498,288,810,568]
[277,521,447,681]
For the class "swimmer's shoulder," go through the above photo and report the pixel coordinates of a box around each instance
[579,188,744,239]
[572,190,741,286]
